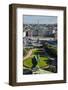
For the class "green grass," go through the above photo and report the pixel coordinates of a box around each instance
[32,49,39,54]
[38,57,48,68]
[32,48,45,56]
[23,57,32,68]
[23,55,48,69]
[23,48,49,68]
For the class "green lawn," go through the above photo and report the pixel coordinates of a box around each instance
[23,48,48,69]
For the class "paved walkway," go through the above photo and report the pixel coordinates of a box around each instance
[24,49,33,60]
[23,66,53,74]
[33,68,52,74]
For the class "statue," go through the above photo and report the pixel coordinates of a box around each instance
[32,54,40,71]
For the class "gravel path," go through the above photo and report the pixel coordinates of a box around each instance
[23,49,33,60]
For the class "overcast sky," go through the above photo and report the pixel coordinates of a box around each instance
[23,15,57,24]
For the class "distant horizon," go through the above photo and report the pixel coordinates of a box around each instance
[23,23,57,25]
[23,15,57,24]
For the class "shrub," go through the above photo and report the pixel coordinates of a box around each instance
[23,48,27,57]
[44,44,57,57]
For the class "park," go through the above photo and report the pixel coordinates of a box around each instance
[23,39,57,75]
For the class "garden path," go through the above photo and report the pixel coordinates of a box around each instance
[24,49,36,60]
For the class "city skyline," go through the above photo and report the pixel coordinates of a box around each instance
[23,15,57,24]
